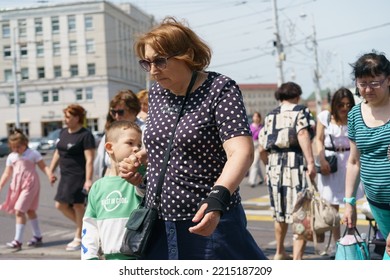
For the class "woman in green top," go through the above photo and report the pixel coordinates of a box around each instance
[344,51,390,260]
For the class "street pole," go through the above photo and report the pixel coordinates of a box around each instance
[311,19,322,116]
[272,0,284,86]
[12,27,20,129]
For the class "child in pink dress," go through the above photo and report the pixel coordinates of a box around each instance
[0,129,56,250]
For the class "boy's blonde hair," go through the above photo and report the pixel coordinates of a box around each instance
[105,120,141,143]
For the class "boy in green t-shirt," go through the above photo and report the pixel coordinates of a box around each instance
[81,120,146,260]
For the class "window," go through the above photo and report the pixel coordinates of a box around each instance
[7,123,29,136]
[87,63,95,75]
[42,90,59,103]
[37,67,45,78]
[9,92,14,104]
[84,16,93,30]
[87,118,98,132]
[52,89,59,102]
[70,65,78,76]
[18,19,26,37]
[35,18,43,34]
[21,68,29,80]
[86,87,93,100]
[53,42,60,56]
[20,44,28,57]
[36,42,44,57]
[4,46,11,58]
[69,40,77,55]
[4,69,13,82]
[2,23,10,38]
[51,16,59,34]
[68,15,76,31]
[75,88,83,100]
[9,92,26,105]
[86,39,94,53]
[54,66,61,78]
[19,92,26,104]
[42,91,49,103]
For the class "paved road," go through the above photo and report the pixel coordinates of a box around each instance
[0,154,382,260]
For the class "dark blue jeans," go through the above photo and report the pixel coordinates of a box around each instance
[143,204,268,260]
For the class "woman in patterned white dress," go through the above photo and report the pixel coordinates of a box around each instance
[259,82,316,260]
[316,88,364,249]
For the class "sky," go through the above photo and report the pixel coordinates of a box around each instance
[2,0,390,98]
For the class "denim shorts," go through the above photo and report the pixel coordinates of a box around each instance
[143,204,268,260]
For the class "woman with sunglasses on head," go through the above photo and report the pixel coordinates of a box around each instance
[119,17,267,260]
[344,51,390,260]
[94,89,145,178]
[315,87,364,256]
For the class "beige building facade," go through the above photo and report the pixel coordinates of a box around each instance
[239,83,279,119]
[0,1,153,137]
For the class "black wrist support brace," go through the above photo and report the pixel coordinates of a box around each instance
[198,185,231,216]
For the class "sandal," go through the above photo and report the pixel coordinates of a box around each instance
[273,253,292,260]
[6,240,22,250]
[27,236,43,247]
[66,238,81,251]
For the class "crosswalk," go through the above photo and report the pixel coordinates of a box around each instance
[41,229,75,240]
[35,197,374,241]
[242,195,371,225]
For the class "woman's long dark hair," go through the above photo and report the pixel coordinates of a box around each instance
[330,87,355,123]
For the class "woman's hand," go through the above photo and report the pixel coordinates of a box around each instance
[189,204,221,236]
[49,174,57,186]
[343,203,357,228]
[83,179,93,193]
[306,162,316,182]
[119,154,144,186]
[318,158,331,175]
[386,233,390,257]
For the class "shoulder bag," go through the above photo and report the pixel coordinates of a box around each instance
[120,71,198,258]
[292,172,341,253]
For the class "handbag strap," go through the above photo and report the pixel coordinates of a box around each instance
[328,134,336,150]
[326,112,336,150]
[341,226,363,240]
[303,171,318,193]
[153,71,198,205]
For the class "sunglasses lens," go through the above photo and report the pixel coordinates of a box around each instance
[110,109,125,116]
[139,60,151,72]
[154,57,167,69]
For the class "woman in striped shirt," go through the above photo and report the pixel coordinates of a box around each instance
[344,51,390,260]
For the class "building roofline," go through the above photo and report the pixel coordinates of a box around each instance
[239,83,278,90]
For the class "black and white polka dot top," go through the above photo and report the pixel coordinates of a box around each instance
[144,71,251,221]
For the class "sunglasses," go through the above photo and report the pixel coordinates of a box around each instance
[110,109,125,116]
[138,55,176,72]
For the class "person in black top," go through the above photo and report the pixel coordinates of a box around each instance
[49,104,95,251]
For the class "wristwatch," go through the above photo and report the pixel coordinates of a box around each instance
[343,197,356,206]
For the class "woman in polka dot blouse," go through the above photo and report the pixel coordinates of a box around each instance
[119,17,267,260]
